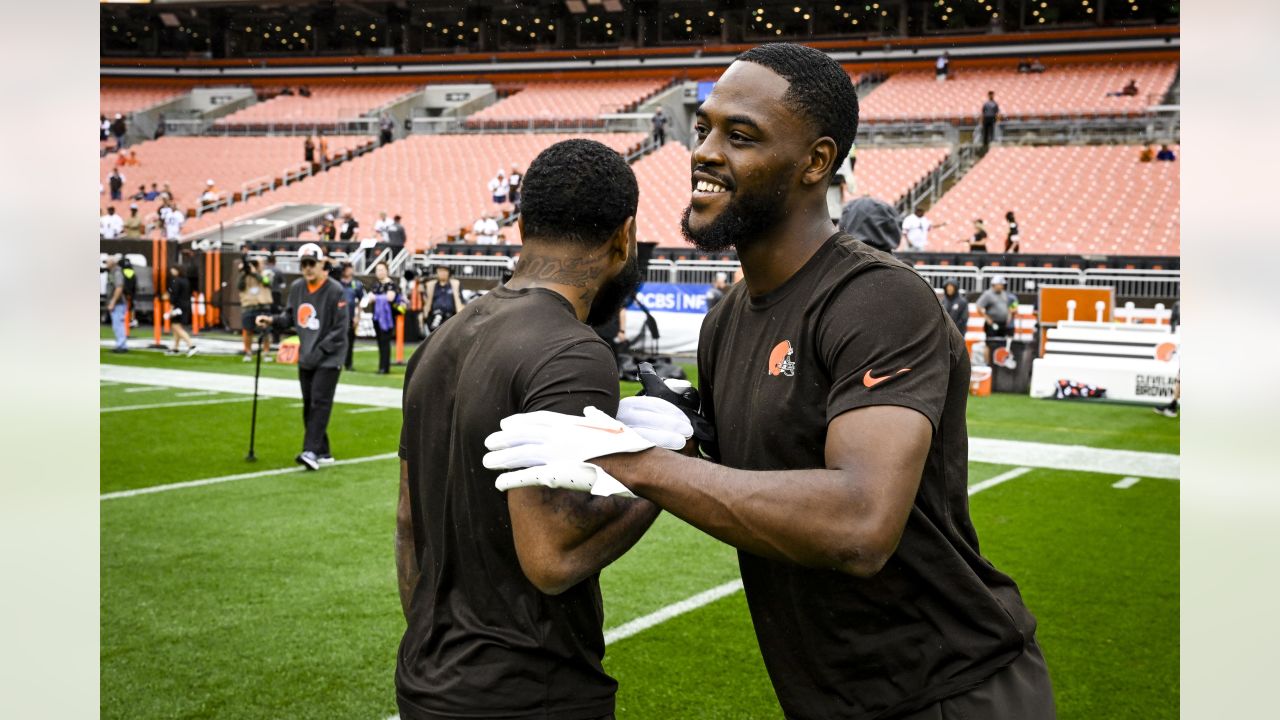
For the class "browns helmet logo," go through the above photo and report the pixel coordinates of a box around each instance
[768,340,796,377]
[297,302,320,330]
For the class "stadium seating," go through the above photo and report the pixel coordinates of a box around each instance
[214,84,422,125]
[859,63,1178,122]
[466,80,668,127]
[922,145,1180,256]
[99,135,370,220]
[630,143,952,248]
[180,133,647,249]
[100,83,190,118]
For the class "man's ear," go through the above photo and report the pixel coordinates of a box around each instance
[610,216,636,264]
[802,137,838,187]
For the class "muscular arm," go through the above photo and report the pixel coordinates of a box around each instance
[395,460,419,619]
[508,486,659,596]
[598,404,932,577]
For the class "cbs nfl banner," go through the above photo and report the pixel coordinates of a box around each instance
[624,283,714,353]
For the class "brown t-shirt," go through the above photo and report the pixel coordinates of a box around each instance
[396,285,620,720]
[697,234,1038,720]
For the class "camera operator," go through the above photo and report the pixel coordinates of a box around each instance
[238,257,274,361]
[423,264,464,333]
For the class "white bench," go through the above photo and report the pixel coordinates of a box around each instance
[1030,321,1179,405]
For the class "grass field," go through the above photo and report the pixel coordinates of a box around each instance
[100,340,1179,719]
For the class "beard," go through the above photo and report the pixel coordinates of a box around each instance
[680,176,790,252]
[586,252,643,327]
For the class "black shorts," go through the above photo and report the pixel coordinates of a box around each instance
[171,302,192,324]
[242,308,270,332]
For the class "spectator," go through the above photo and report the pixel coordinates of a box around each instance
[380,112,395,145]
[472,213,500,245]
[508,165,523,210]
[424,264,463,333]
[130,184,147,201]
[161,202,185,240]
[976,275,1018,347]
[318,133,328,163]
[108,169,125,201]
[901,206,944,252]
[1156,144,1177,161]
[110,113,127,150]
[304,135,315,164]
[164,266,197,357]
[1139,145,1155,162]
[144,183,160,201]
[100,206,124,240]
[488,168,509,207]
[338,264,365,371]
[386,214,407,249]
[154,112,166,140]
[124,149,140,167]
[201,180,218,206]
[159,183,173,202]
[238,258,274,361]
[374,211,393,243]
[941,278,969,334]
[100,114,110,142]
[651,107,669,145]
[935,52,950,81]
[123,204,145,239]
[320,214,337,243]
[339,211,360,242]
[369,261,401,374]
[299,85,312,98]
[980,91,999,147]
[1108,79,1139,97]
[964,219,990,253]
[1028,58,1046,73]
[104,255,129,353]
[705,272,730,311]
[1005,211,1021,253]
[838,195,900,254]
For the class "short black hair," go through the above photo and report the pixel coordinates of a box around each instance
[519,138,639,248]
[736,43,859,180]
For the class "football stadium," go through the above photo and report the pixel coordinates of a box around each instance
[100,2,1180,718]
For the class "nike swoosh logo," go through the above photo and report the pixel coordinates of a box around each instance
[863,368,911,388]
[579,424,625,435]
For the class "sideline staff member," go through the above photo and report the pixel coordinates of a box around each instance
[257,243,348,470]
[488,44,1054,720]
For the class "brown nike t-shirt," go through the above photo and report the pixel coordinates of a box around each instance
[396,285,620,720]
[698,234,1038,720]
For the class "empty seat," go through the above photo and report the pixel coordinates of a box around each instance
[216,84,422,125]
[467,80,668,125]
[101,83,190,118]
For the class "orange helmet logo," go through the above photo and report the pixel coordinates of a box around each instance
[768,340,796,377]
[297,302,319,330]
[1155,342,1177,362]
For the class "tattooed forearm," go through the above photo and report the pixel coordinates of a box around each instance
[541,487,628,532]
[515,255,602,288]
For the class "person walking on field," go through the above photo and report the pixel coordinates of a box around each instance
[257,243,349,470]
[368,261,401,375]
[164,266,197,357]
[339,263,365,372]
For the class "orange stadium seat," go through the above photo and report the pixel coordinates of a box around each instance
[923,145,1180,256]
[859,62,1178,123]
[467,80,669,126]
[179,133,647,249]
[100,83,190,118]
[215,84,422,125]
[99,135,369,220]
[630,144,951,247]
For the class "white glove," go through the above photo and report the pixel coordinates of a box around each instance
[616,395,692,450]
[495,461,636,498]
[483,406,654,471]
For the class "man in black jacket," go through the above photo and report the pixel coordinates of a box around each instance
[257,243,350,470]
[941,277,970,334]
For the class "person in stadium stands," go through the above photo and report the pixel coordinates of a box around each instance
[1157,144,1176,161]
[201,180,218,206]
[154,113,166,140]
[159,183,173,202]
[104,255,129,353]
[256,243,348,471]
[965,218,990,253]
[942,277,969,334]
[902,206,944,252]
[339,211,360,244]
[485,44,1053,720]
[423,264,464,332]
[161,201,185,241]
[977,275,1018,352]
[1139,144,1155,162]
[299,85,311,98]
[100,206,124,240]
[304,135,315,164]
[374,211,393,243]
[131,185,147,202]
[122,204,144,240]
[472,213,500,245]
[380,112,395,145]
[100,114,109,142]
[143,183,159,201]
[338,263,364,372]
[110,113,126,150]
[508,165,523,209]
[981,91,1000,147]
[108,169,125,201]
[368,261,400,375]
[394,138,657,720]
[238,258,274,361]
[386,214,407,250]
[488,168,509,208]
[318,133,328,163]
[936,51,950,81]
[163,265,197,357]
[837,195,901,254]
[1028,58,1046,73]
[1108,78,1139,97]
[1005,211,1021,253]
[651,106,669,145]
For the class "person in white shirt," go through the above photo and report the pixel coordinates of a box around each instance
[901,207,945,252]
[100,206,125,239]
[471,214,500,245]
[935,52,950,82]
[488,169,509,208]
[374,211,393,242]
[200,179,218,205]
[162,204,185,240]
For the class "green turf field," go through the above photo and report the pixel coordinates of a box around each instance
[100,347,1179,719]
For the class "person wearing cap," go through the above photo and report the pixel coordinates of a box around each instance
[122,204,144,239]
[256,243,350,471]
[837,195,901,254]
[488,168,509,208]
[200,180,218,207]
[110,113,127,151]
[103,255,129,353]
[705,271,730,312]
[976,275,1018,348]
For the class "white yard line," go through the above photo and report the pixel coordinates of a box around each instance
[100,364,401,408]
[1112,476,1142,489]
[346,407,394,414]
[102,397,257,413]
[967,467,1034,496]
[602,579,745,645]
[175,390,220,398]
[969,437,1178,480]
[122,386,169,394]
[99,452,399,501]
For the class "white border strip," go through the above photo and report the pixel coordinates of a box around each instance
[603,579,745,646]
[967,467,1034,496]
[100,452,399,501]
